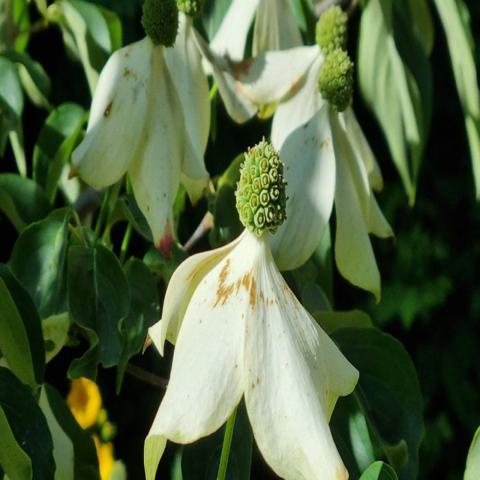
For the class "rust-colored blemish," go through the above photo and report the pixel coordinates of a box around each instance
[230,58,253,78]
[213,262,257,308]
[103,101,112,117]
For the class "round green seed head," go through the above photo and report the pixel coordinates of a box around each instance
[235,139,287,237]
[318,48,354,112]
[177,0,204,16]
[142,0,179,47]
[316,5,348,55]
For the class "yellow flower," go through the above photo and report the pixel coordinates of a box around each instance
[67,378,102,429]
[94,436,114,480]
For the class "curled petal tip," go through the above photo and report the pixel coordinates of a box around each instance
[142,335,153,354]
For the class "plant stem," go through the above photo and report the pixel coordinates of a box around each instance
[119,222,133,264]
[93,187,111,241]
[217,408,237,480]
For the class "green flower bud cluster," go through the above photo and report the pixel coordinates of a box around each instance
[316,5,348,54]
[177,0,204,17]
[142,0,179,47]
[235,139,287,237]
[318,48,354,112]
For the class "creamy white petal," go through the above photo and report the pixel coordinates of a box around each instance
[72,38,151,187]
[148,232,245,355]
[194,30,257,123]
[128,48,182,247]
[332,113,382,300]
[253,0,302,55]
[271,104,335,271]
[341,108,383,191]
[245,236,358,480]
[271,54,324,150]
[210,0,259,61]
[145,232,263,479]
[165,14,210,203]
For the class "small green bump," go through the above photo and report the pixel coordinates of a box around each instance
[235,139,287,237]
[318,48,354,112]
[142,0,179,47]
[316,5,348,55]
[177,0,204,16]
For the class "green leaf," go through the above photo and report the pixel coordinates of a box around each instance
[181,402,252,480]
[433,0,480,199]
[0,265,45,387]
[1,50,52,109]
[406,0,434,56]
[43,312,71,363]
[200,0,232,40]
[116,258,159,392]
[9,209,71,318]
[67,244,130,379]
[0,405,32,479]
[333,328,424,480]
[33,103,86,202]
[0,173,52,231]
[465,426,480,480]
[358,0,432,204]
[40,384,100,480]
[313,309,373,335]
[0,367,55,479]
[360,461,399,480]
[57,0,123,93]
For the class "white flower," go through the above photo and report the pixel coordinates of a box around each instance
[267,46,393,299]
[210,0,302,61]
[144,229,359,480]
[71,13,210,250]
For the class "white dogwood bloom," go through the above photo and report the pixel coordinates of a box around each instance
[144,140,358,480]
[72,3,209,251]
[210,0,302,60]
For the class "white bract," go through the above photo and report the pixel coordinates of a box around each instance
[145,229,358,480]
[71,13,210,250]
[210,0,302,60]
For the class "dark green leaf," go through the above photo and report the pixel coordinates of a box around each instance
[67,244,130,379]
[40,384,100,480]
[33,103,86,202]
[200,0,232,40]
[0,265,45,387]
[333,328,424,480]
[116,258,160,392]
[10,209,71,318]
[360,461,399,480]
[0,367,55,479]
[0,173,51,231]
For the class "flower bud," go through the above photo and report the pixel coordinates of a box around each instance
[177,0,204,17]
[236,139,287,236]
[316,5,348,55]
[318,48,354,112]
[142,0,179,47]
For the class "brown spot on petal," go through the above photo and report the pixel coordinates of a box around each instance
[104,101,113,117]
[230,58,253,77]
[213,261,257,308]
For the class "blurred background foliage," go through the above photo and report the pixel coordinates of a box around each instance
[0,0,479,479]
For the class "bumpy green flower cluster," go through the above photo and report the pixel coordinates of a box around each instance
[235,140,287,237]
[177,0,204,16]
[316,5,348,54]
[142,0,178,47]
[318,48,354,112]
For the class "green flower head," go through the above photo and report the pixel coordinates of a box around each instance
[318,48,354,112]
[177,0,205,16]
[236,139,287,237]
[142,0,179,47]
[316,5,348,55]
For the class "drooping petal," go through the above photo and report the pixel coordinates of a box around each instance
[72,38,151,187]
[332,112,384,300]
[271,54,324,149]
[165,14,210,203]
[128,48,182,247]
[210,0,259,61]
[342,108,384,191]
[148,232,245,355]
[271,104,336,271]
[253,0,302,56]
[244,236,358,480]
[145,231,262,479]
